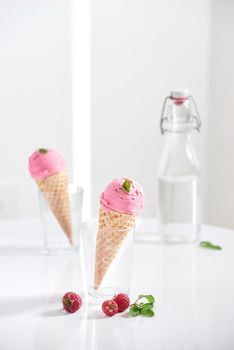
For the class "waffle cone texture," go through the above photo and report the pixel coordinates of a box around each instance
[94,207,136,290]
[36,171,73,243]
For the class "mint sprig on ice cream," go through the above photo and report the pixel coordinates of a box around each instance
[122,179,131,193]
[38,148,48,154]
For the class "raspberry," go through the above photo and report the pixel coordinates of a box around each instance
[102,300,118,317]
[62,292,82,313]
[113,293,130,312]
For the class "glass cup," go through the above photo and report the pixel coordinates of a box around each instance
[39,184,83,254]
[81,218,135,302]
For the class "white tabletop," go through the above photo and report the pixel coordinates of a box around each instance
[0,218,234,350]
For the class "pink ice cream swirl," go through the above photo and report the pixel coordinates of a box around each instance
[29,148,66,180]
[100,178,144,217]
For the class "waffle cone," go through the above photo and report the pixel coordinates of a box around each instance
[94,207,136,290]
[36,171,73,243]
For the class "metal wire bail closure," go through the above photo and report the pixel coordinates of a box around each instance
[160,95,202,134]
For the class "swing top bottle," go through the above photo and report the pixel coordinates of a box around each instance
[158,90,202,243]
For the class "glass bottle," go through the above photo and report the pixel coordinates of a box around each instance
[158,90,202,243]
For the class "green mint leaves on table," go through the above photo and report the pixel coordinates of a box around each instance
[122,179,131,193]
[38,148,48,154]
[129,295,155,317]
[199,241,222,250]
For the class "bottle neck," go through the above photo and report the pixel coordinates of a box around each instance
[167,101,192,133]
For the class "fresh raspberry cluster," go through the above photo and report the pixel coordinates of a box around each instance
[61,291,130,317]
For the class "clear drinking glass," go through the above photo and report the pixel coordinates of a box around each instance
[39,184,83,254]
[81,219,135,302]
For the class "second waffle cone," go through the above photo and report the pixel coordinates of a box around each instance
[94,207,136,290]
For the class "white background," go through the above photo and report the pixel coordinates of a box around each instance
[0,0,73,218]
[0,0,234,229]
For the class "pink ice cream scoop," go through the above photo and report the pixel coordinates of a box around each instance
[29,148,66,180]
[100,177,144,216]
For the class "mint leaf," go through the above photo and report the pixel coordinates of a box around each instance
[38,148,48,154]
[142,303,153,310]
[140,309,154,317]
[122,179,131,193]
[199,241,222,250]
[144,295,155,303]
[129,306,140,317]
[138,294,155,303]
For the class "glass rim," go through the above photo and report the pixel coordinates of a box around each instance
[81,218,135,232]
[38,184,83,194]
